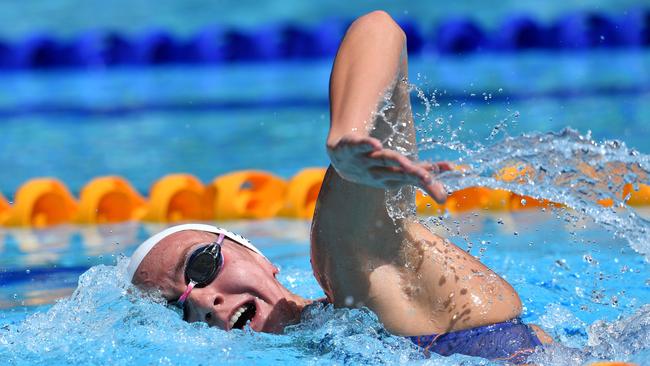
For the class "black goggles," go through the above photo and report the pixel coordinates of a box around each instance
[176,233,226,307]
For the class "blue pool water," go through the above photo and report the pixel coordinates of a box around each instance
[1,43,650,366]
[1,216,648,365]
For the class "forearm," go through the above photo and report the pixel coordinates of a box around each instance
[327,11,407,148]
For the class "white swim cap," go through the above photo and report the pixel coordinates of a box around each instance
[126,223,267,283]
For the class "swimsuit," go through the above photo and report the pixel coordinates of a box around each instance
[307,300,542,364]
[409,318,542,364]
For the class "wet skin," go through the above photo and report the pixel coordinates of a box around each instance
[311,10,537,336]
[132,230,309,333]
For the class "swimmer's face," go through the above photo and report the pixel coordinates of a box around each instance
[132,230,304,333]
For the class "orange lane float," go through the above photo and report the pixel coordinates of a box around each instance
[142,174,211,222]
[279,167,326,219]
[208,170,288,220]
[415,190,444,215]
[1,178,78,228]
[496,163,536,183]
[1,167,649,227]
[0,193,10,224]
[76,176,146,224]
[444,187,490,214]
[623,183,650,206]
[416,187,513,215]
[509,194,563,211]
[495,163,567,210]
[448,187,513,213]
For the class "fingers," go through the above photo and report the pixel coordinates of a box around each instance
[419,161,453,173]
[332,134,450,202]
[368,165,448,203]
[418,162,449,203]
[368,148,415,169]
[424,180,448,204]
[368,166,419,185]
[367,149,438,184]
[436,161,454,172]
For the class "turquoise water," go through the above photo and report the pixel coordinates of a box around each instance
[1,51,649,196]
[1,40,650,365]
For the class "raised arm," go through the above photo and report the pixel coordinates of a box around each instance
[311,11,527,338]
[311,10,449,308]
[326,11,449,202]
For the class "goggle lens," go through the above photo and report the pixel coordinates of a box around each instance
[185,244,222,286]
[177,233,226,309]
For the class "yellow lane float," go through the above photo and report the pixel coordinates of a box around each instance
[77,176,146,224]
[208,170,287,220]
[142,174,211,222]
[279,167,326,219]
[2,178,78,228]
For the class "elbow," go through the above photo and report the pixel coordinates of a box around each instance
[351,10,406,45]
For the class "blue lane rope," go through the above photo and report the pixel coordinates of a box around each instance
[0,10,648,70]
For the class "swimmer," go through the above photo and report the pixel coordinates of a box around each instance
[127,10,552,364]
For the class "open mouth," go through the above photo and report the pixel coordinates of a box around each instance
[230,301,257,330]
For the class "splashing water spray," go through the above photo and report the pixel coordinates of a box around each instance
[382,81,650,261]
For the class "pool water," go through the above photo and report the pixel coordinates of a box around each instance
[1,214,648,365]
[1,47,650,364]
[1,51,649,195]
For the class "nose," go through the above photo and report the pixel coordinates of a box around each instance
[213,293,224,306]
[189,290,227,327]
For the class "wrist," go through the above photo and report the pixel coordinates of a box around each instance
[326,130,369,150]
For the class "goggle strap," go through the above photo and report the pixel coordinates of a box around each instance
[177,280,196,307]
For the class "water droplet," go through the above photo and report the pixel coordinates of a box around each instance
[344,296,354,306]
[620,265,630,273]
[520,198,527,206]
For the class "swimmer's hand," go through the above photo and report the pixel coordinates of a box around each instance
[327,134,450,203]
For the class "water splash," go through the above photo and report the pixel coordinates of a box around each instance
[0,258,497,365]
[426,128,650,258]
[528,304,650,365]
[379,82,650,258]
